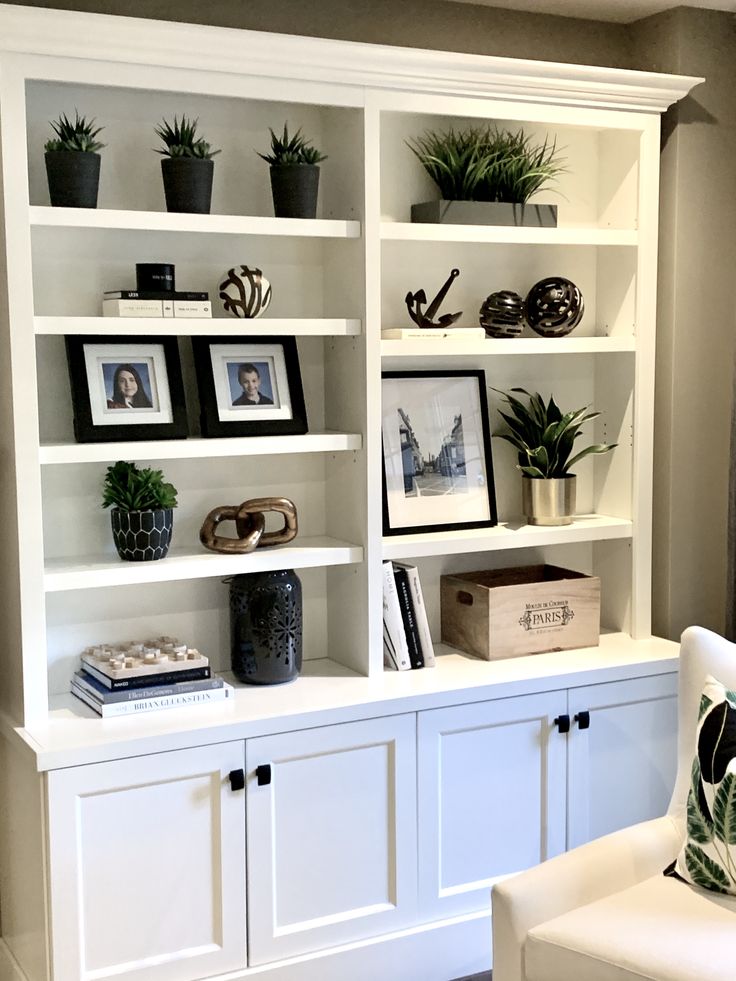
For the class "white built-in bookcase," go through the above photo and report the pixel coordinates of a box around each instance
[0,4,699,733]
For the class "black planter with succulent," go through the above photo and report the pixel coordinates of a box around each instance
[155,115,220,214]
[257,124,327,219]
[407,125,565,227]
[102,461,178,562]
[44,110,105,208]
[494,388,616,526]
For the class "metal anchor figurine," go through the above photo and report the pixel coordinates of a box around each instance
[405,267,462,328]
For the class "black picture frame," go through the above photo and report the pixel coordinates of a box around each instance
[192,335,308,438]
[382,369,497,536]
[65,335,188,443]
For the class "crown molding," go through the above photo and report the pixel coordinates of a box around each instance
[0,3,702,111]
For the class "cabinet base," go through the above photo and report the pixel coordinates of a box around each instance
[0,914,491,981]
[246,912,491,981]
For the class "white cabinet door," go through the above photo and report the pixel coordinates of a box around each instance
[47,742,246,981]
[567,673,678,849]
[417,692,567,919]
[246,714,417,964]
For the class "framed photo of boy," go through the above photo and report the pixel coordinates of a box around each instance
[192,336,308,437]
[382,370,497,536]
[65,335,188,443]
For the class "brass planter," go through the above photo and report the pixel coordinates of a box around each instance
[522,475,576,526]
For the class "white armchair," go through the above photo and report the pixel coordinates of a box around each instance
[492,626,736,981]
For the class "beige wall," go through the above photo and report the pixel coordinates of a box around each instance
[14,0,631,67]
[631,9,736,639]
[14,0,736,639]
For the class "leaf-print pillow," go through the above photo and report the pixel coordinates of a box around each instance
[674,675,736,894]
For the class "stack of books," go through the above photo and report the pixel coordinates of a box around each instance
[71,636,232,717]
[382,560,436,670]
[102,290,212,318]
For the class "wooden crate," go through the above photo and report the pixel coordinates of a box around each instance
[440,564,600,660]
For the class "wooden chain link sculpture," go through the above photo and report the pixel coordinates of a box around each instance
[199,497,298,554]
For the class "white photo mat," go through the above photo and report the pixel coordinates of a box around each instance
[84,343,173,427]
[210,343,293,422]
[382,374,492,529]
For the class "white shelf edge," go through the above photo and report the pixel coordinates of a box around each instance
[20,635,680,771]
[29,206,361,239]
[381,336,636,357]
[44,539,364,592]
[382,514,633,560]
[34,317,363,337]
[380,222,638,246]
[39,431,363,465]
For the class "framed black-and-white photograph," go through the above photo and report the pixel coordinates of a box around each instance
[382,370,497,535]
[192,335,307,437]
[65,335,188,443]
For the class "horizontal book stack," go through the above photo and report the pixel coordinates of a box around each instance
[71,635,232,717]
[382,560,436,671]
[103,290,212,318]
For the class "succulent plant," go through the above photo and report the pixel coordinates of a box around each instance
[44,110,105,153]
[494,388,616,479]
[102,461,178,512]
[407,125,565,203]
[257,123,327,166]
[154,115,220,159]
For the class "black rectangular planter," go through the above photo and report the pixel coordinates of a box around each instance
[410,200,558,227]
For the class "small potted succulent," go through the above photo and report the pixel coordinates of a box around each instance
[44,110,105,208]
[407,125,565,227]
[154,115,220,214]
[257,123,327,219]
[494,388,616,526]
[102,461,178,562]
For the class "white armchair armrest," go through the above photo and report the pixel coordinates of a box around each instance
[491,815,682,981]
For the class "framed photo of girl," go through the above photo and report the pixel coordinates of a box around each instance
[192,335,307,437]
[382,370,497,536]
[65,335,188,443]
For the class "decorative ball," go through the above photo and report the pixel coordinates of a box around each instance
[525,277,584,337]
[479,290,525,338]
[219,266,272,319]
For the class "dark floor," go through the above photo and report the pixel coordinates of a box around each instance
[451,973,492,981]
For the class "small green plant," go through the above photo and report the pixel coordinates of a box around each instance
[102,461,178,512]
[154,115,220,159]
[44,110,105,153]
[407,125,565,203]
[494,388,616,479]
[257,123,327,166]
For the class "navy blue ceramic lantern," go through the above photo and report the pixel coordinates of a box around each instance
[228,570,303,685]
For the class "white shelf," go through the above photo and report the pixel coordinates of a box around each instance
[25,634,679,771]
[39,431,363,465]
[380,222,638,246]
[381,336,636,358]
[382,514,633,560]
[34,317,363,337]
[29,206,361,239]
[44,538,364,592]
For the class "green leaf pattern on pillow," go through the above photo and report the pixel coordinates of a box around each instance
[676,676,736,894]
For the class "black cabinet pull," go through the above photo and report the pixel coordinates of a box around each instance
[256,764,272,786]
[554,714,570,734]
[228,768,245,792]
[575,711,591,730]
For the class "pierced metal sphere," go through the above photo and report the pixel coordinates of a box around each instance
[479,290,525,338]
[525,277,584,337]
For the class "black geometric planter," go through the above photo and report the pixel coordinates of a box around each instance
[229,569,303,685]
[269,165,320,219]
[45,151,100,208]
[111,508,174,562]
[161,157,214,214]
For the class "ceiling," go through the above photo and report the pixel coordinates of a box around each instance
[445,0,736,23]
